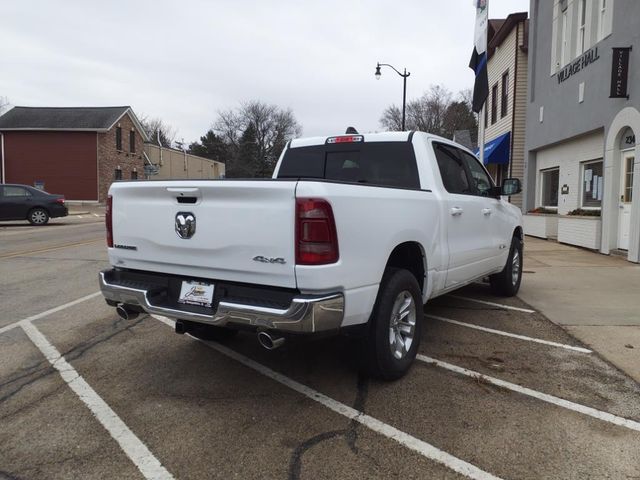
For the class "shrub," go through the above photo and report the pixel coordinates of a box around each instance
[527,207,558,214]
[567,208,601,216]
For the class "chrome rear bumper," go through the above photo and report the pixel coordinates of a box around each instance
[99,270,344,333]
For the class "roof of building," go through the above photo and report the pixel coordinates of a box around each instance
[488,12,528,58]
[0,106,150,140]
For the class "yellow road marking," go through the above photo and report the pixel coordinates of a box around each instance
[0,238,103,259]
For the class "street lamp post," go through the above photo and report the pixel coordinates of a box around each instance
[375,62,411,131]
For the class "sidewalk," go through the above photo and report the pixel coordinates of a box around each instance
[67,204,105,217]
[519,236,640,383]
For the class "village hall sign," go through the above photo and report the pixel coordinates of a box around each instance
[557,46,600,84]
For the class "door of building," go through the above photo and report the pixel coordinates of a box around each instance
[618,151,634,250]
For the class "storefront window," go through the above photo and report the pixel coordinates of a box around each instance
[581,160,603,207]
[541,168,559,207]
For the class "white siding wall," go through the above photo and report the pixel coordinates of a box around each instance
[485,28,517,141]
[511,24,528,209]
[535,130,604,214]
[479,20,528,210]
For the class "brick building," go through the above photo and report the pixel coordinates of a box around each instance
[0,106,149,202]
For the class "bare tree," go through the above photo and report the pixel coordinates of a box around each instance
[0,96,11,116]
[139,115,177,148]
[379,85,475,142]
[212,100,302,177]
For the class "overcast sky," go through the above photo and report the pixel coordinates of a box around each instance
[1,0,529,143]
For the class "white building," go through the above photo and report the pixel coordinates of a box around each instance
[524,0,639,262]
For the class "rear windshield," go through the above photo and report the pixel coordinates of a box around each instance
[277,141,420,189]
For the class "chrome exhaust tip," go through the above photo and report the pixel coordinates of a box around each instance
[257,331,285,350]
[116,303,139,321]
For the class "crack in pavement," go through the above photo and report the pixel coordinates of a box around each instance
[0,315,146,412]
[288,372,370,480]
[0,470,24,480]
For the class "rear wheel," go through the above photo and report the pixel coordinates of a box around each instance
[28,208,49,225]
[490,235,523,296]
[363,268,423,380]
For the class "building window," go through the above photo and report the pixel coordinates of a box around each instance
[131,168,138,180]
[484,101,488,127]
[114,166,122,180]
[560,2,569,66]
[491,83,498,124]
[623,155,634,203]
[581,160,603,207]
[577,0,587,55]
[501,71,509,118]
[130,130,136,153]
[541,168,560,207]
[598,0,612,40]
[115,127,122,151]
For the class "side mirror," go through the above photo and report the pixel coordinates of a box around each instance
[501,178,522,196]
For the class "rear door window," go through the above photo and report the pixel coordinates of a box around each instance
[278,142,420,189]
[459,151,495,197]
[433,143,472,195]
[2,186,31,197]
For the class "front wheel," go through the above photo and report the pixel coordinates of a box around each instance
[362,268,423,380]
[28,208,49,225]
[489,235,523,297]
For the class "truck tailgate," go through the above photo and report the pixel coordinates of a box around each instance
[109,180,298,288]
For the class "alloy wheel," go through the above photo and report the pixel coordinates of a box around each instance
[388,290,416,360]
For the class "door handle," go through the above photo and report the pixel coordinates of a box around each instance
[450,207,463,216]
[482,208,492,215]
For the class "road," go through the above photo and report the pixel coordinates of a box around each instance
[1,219,639,479]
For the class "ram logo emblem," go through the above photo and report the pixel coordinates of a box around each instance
[175,212,196,239]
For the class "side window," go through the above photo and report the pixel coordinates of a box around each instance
[459,151,494,197]
[433,144,471,194]
[3,186,31,197]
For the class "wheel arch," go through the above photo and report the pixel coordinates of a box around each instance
[383,241,427,296]
[29,205,50,215]
[513,226,523,242]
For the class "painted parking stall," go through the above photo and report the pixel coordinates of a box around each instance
[2,229,640,479]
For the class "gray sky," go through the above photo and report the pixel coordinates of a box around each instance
[1,0,529,143]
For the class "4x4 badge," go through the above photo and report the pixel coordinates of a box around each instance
[175,212,196,239]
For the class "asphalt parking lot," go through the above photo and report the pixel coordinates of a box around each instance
[1,219,640,479]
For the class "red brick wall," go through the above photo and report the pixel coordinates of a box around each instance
[97,113,145,203]
[2,131,98,200]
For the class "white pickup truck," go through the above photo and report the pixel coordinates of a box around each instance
[100,131,523,379]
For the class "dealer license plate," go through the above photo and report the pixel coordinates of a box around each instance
[178,280,215,308]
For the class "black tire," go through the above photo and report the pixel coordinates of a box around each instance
[362,268,423,380]
[182,320,238,342]
[28,208,49,225]
[489,235,523,297]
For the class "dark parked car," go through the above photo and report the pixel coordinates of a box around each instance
[0,184,68,225]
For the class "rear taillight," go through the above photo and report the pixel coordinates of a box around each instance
[55,197,65,204]
[106,195,113,247]
[296,198,339,265]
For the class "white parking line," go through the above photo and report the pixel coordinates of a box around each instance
[426,314,592,353]
[154,316,502,480]
[417,355,640,433]
[447,295,536,313]
[21,321,174,480]
[0,291,102,335]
